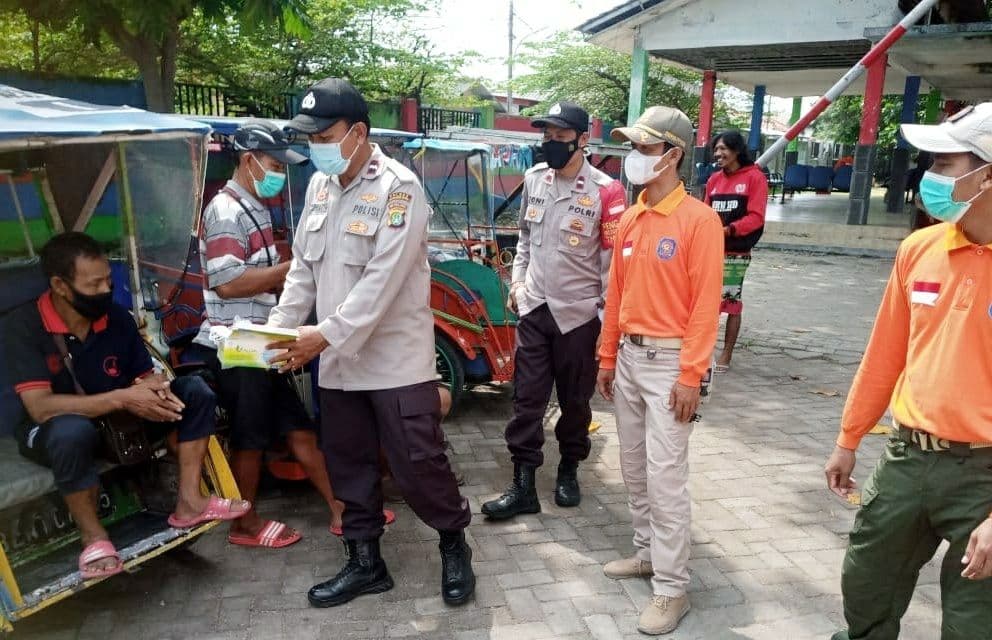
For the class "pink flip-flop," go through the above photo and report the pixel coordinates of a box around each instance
[228,520,302,548]
[168,495,251,529]
[79,540,124,580]
[330,509,396,536]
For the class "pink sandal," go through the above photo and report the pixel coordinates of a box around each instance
[168,495,251,529]
[79,540,123,580]
[228,520,302,548]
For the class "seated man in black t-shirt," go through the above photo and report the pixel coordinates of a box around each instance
[3,232,250,580]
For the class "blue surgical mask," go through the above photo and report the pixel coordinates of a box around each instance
[250,154,286,198]
[919,163,989,223]
[308,126,357,175]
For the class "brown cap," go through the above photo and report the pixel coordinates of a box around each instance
[611,106,695,151]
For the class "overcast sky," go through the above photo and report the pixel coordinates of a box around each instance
[407,0,621,84]
[405,0,803,118]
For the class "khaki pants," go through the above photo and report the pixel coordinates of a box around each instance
[613,341,692,597]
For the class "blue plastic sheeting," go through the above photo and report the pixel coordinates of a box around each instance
[808,166,835,191]
[783,164,809,191]
[0,84,209,142]
[833,165,854,192]
[404,138,490,154]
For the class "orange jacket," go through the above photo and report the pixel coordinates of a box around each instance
[598,186,724,386]
[840,223,992,448]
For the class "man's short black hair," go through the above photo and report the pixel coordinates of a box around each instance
[39,232,106,282]
[341,115,373,137]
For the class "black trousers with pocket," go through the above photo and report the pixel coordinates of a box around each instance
[504,304,599,468]
[318,381,470,540]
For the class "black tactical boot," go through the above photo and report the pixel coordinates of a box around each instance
[480,463,541,520]
[308,538,393,607]
[438,529,475,605]
[554,459,581,507]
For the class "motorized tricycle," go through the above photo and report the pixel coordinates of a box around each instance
[0,85,241,633]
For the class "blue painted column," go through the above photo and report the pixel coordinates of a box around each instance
[886,75,922,213]
[898,75,922,148]
[748,85,766,152]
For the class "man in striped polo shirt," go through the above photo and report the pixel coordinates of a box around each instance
[194,119,343,548]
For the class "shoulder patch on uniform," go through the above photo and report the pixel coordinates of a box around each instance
[386,191,412,228]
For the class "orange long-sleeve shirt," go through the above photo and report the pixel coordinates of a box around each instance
[839,223,992,449]
[598,185,724,386]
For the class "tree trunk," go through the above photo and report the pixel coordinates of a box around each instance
[31,21,40,72]
[101,15,179,113]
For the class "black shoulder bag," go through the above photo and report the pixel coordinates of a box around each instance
[52,334,153,465]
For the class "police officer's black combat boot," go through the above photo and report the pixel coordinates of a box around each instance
[438,529,476,605]
[308,538,394,607]
[480,463,541,520]
[554,459,581,507]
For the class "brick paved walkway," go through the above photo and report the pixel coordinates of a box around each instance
[11,251,945,640]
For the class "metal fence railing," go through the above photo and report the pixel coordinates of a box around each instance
[173,82,298,119]
[418,106,480,133]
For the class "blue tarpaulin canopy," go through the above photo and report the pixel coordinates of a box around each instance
[0,84,210,148]
[403,138,490,154]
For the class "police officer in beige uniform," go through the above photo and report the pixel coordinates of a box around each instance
[481,101,627,520]
[267,78,473,608]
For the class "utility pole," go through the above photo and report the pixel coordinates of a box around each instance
[507,0,514,115]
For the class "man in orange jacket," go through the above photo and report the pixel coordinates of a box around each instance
[825,103,992,639]
[596,106,723,635]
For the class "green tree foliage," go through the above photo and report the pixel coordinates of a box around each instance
[0,11,133,77]
[513,32,749,129]
[0,0,308,111]
[179,0,473,112]
[813,94,925,148]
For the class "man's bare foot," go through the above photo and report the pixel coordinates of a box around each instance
[329,500,345,532]
[80,533,120,573]
[172,495,250,523]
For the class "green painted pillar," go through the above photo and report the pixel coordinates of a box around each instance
[787,97,802,152]
[924,88,942,124]
[627,33,648,125]
[477,104,495,129]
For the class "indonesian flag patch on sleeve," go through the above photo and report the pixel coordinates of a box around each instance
[911,281,940,306]
[621,239,634,258]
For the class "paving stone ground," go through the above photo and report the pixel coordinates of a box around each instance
[10,250,946,640]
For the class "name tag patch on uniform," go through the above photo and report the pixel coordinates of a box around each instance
[622,240,634,258]
[386,191,411,227]
[569,218,586,232]
[911,281,940,306]
[657,237,677,260]
[347,220,369,234]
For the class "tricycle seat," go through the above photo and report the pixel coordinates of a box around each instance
[0,437,56,512]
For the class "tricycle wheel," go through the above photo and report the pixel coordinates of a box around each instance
[435,334,465,412]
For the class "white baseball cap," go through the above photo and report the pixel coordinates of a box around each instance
[901,103,992,163]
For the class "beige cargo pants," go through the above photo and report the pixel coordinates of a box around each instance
[613,340,692,597]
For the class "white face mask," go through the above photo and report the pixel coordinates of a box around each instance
[624,149,674,186]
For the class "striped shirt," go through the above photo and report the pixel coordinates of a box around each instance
[194,180,279,347]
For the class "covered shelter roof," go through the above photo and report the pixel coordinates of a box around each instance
[577,0,992,99]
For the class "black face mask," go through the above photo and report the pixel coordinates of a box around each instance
[68,286,114,320]
[541,138,579,170]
